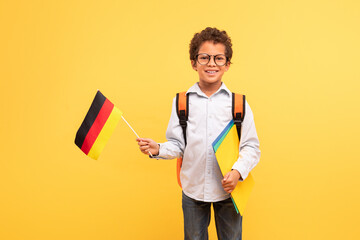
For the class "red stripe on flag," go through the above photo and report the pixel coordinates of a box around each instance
[81,99,114,154]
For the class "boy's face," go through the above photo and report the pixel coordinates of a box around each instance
[191,41,230,87]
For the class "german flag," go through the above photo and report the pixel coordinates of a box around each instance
[75,91,122,160]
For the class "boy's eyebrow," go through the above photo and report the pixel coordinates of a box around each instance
[198,52,226,55]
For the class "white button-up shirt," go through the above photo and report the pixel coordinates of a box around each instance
[155,82,260,202]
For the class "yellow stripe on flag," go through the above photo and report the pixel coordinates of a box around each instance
[88,107,123,160]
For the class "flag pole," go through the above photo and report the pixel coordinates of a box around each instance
[121,115,153,157]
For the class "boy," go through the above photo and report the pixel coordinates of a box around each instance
[137,27,260,240]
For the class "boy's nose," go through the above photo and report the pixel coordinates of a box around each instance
[207,56,216,66]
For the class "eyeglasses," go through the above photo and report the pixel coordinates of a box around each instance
[195,53,228,66]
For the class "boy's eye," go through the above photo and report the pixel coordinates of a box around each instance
[198,54,209,59]
[216,56,225,61]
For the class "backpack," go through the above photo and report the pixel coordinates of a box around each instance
[175,92,245,188]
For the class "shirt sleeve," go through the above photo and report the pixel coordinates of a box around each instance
[231,101,261,181]
[151,97,185,160]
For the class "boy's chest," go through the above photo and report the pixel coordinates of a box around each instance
[187,96,233,131]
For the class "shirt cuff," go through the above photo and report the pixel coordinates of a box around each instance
[231,161,249,182]
[149,144,168,159]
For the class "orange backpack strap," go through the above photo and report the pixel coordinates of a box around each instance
[176,157,183,188]
[175,92,188,188]
[232,93,246,141]
[176,92,189,145]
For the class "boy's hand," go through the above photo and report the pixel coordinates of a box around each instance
[222,170,241,193]
[136,138,159,156]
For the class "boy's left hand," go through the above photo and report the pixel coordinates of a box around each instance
[222,170,241,193]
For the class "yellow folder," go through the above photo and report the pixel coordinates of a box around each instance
[213,120,255,215]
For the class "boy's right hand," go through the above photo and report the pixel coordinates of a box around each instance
[136,138,160,156]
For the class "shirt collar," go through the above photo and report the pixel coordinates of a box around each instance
[186,82,232,97]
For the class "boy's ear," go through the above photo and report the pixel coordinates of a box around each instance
[225,61,231,71]
[191,60,197,71]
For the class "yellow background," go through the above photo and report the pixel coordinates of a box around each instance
[1,0,359,239]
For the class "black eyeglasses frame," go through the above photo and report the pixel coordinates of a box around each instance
[195,53,229,66]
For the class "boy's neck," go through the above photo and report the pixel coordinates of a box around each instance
[198,81,222,97]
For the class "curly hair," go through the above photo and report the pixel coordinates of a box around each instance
[189,27,233,65]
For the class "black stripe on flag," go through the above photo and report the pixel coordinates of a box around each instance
[75,91,107,149]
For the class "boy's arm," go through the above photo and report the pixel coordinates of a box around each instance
[150,97,186,160]
[231,101,261,181]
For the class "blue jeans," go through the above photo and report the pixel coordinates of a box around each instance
[182,192,242,240]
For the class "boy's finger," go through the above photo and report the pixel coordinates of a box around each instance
[222,180,235,188]
[222,182,230,188]
[222,173,230,182]
[141,150,148,154]
[140,145,149,151]
[138,141,150,146]
[140,138,152,143]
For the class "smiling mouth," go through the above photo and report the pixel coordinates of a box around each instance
[205,70,218,74]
